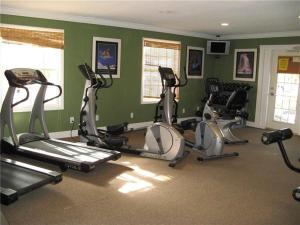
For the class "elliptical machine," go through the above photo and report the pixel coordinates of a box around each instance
[155,67,238,161]
[78,63,189,167]
[262,128,300,201]
[154,67,187,126]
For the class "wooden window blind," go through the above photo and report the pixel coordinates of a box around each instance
[144,39,181,50]
[0,27,64,49]
[142,38,181,102]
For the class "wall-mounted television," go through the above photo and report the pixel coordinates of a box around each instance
[207,40,230,55]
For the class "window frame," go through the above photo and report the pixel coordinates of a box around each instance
[141,37,181,104]
[0,24,64,112]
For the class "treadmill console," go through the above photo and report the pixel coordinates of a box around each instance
[4,69,47,87]
[158,66,176,87]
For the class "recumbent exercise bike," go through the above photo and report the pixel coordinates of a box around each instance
[262,128,300,201]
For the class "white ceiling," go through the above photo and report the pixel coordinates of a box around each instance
[2,0,300,39]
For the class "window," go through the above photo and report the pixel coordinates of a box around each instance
[0,25,64,112]
[141,38,181,103]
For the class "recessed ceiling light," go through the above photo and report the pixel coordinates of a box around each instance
[159,10,175,14]
[221,23,229,26]
[298,15,300,19]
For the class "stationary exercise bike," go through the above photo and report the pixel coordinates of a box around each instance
[78,63,189,167]
[155,67,238,161]
[202,83,249,144]
[262,128,300,201]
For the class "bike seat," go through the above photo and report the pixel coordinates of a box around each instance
[106,122,128,135]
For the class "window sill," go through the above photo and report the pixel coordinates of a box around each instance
[141,98,159,105]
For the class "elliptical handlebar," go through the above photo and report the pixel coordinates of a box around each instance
[174,67,188,88]
[103,65,113,88]
[158,66,188,88]
[80,63,113,89]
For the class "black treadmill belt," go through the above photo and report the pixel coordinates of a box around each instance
[17,138,121,171]
[1,158,62,205]
[1,163,52,194]
[24,140,116,161]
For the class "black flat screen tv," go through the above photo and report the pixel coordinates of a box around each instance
[207,40,230,55]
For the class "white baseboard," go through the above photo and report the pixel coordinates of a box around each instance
[49,130,78,139]
[49,117,199,139]
[246,121,257,128]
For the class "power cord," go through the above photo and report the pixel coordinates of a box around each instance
[70,120,75,141]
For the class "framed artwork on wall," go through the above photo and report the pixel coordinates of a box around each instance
[186,46,204,79]
[92,37,121,78]
[233,48,257,82]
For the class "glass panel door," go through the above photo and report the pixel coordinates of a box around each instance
[267,51,300,134]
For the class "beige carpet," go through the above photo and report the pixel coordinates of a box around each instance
[1,127,300,225]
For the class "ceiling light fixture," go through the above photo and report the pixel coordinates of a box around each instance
[159,10,174,14]
[221,23,229,26]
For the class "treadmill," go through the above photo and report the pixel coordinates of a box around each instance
[1,68,121,172]
[1,113,62,205]
[1,157,62,205]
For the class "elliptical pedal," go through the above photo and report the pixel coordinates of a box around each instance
[168,150,190,167]
[197,152,239,162]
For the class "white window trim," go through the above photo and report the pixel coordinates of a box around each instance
[140,37,181,104]
[0,24,64,112]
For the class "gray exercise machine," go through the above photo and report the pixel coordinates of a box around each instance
[202,83,249,144]
[262,128,300,201]
[155,67,238,161]
[78,63,189,167]
[0,112,62,205]
[1,68,121,172]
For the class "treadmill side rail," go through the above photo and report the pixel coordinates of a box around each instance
[1,157,62,183]
[1,157,63,205]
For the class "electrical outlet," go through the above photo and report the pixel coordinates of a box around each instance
[182,108,186,114]
[130,112,134,119]
[96,114,99,121]
[70,116,75,124]
[197,106,200,111]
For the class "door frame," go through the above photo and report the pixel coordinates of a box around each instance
[254,44,300,130]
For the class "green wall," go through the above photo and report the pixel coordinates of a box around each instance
[1,14,299,133]
[1,14,208,133]
[207,37,300,121]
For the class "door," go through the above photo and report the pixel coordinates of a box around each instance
[267,50,300,134]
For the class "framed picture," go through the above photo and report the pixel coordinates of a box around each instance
[233,48,257,82]
[186,46,204,79]
[92,37,121,78]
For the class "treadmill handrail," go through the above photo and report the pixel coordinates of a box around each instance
[12,86,29,107]
[31,80,63,104]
